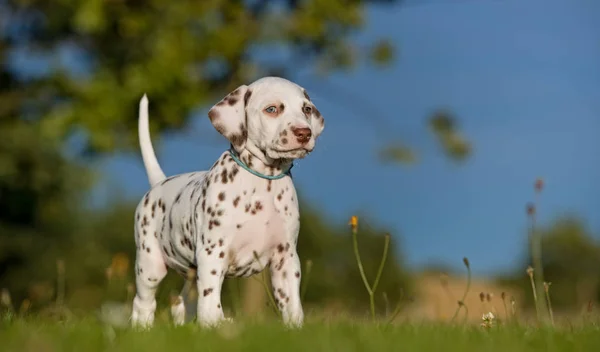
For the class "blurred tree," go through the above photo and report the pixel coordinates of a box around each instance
[497,216,600,311]
[428,109,471,162]
[0,121,93,308]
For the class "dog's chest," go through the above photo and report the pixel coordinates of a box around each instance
[161,157,300,275]
[206,169,299,275]
[220,178,299,277]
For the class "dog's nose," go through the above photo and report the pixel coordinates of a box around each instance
[292,127,312,144]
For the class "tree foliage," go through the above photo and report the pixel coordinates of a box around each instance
[2,0,398,156]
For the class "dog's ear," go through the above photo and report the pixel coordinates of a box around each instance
[208,85,252,152]
[303,89,325,139]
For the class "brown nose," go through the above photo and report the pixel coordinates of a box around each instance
[292,127,312,144]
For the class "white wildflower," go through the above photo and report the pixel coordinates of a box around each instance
[480,311,495,328]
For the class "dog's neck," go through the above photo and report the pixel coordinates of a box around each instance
[236,143,293,177]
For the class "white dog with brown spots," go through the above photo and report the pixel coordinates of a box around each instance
[131,77,325,328]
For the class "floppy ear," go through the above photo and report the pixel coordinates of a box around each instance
[303,90,325,138]
[208,85,252,152]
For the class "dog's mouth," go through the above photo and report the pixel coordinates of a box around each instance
[266,147,311,160]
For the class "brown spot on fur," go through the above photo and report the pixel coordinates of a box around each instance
[230,127,247,147]
[244,89,252,105]
[208,109,219,121]
[303,90,311,101]
[221,169,228,184]
[227,96,238,106]
[203,288,214,296]
[218,192,225,201]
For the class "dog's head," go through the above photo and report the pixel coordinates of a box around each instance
[207,77,325,161]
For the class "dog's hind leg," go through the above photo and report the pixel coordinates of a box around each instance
[131,229,168,328]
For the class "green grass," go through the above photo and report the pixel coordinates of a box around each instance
[2,317,600,352]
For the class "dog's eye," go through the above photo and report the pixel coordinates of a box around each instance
[264,106,278,114]
[303,106,312,114]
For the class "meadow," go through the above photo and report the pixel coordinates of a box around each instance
[2,315,600,352]
[2,210,600,352]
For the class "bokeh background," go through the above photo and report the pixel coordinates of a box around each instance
[1,0,599,324]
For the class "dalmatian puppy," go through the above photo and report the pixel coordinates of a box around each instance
[131,77,325,329]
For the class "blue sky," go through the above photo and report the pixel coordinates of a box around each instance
[96,0,600,277]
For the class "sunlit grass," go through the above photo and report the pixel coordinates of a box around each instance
[2,316,600,352]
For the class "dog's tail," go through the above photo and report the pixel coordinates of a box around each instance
[138,94,167,186]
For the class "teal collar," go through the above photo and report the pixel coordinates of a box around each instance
[229,149,293,180]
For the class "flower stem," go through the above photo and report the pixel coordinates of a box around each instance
[351,225,391,321]
[451,257,471,323]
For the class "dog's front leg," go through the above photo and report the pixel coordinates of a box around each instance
[195,249,226,327]
[270,242,304,328]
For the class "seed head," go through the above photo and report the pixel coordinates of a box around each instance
[501,292,506,301]
[0,288,11,308]
[543,282,551,293]
[479,292,485,302]
[526,203,536,216]
[486,293,493,302]
[462,257,470,269]
[534,178,544,193]
[526,266,534,278]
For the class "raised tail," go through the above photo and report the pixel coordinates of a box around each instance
[138,94,167,186]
